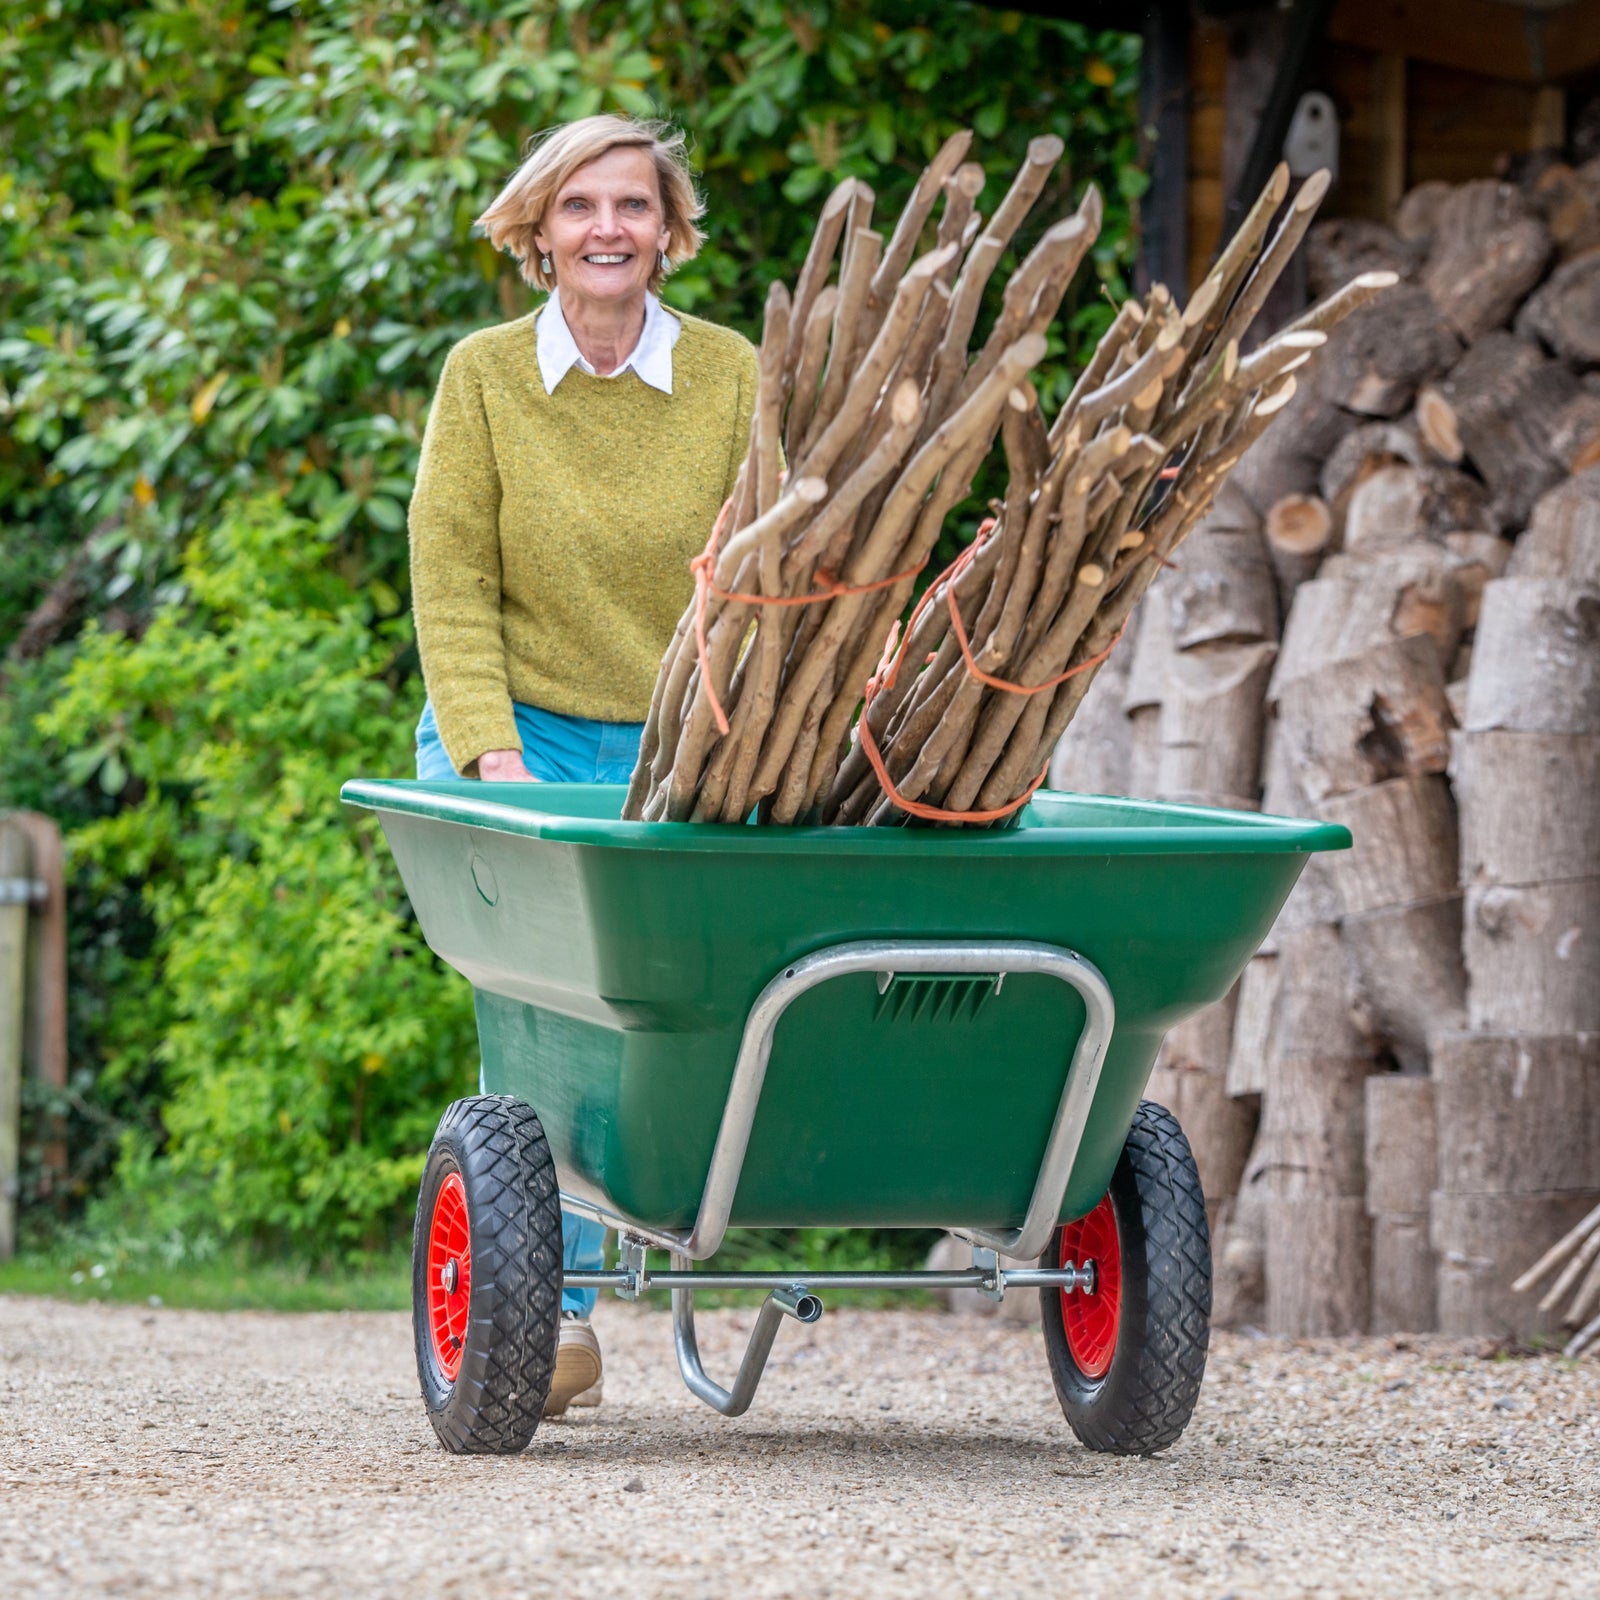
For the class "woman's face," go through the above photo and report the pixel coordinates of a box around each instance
[534,145,671,310]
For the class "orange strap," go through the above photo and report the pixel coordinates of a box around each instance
[688,498,930,737]
[856,521,1128,825]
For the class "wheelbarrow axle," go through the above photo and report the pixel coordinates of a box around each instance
[567,1250,1098,1418]
[561,1265,1097,1293]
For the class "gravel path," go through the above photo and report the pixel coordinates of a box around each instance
[2,1294,1596,1598]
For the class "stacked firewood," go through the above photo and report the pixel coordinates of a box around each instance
[626,137,1385,828]
[1070,162,1600,1340]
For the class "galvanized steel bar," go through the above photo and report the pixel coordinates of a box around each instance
[563,937,1114,1264]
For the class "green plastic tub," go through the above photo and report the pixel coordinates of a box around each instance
[342,780,1347,1234]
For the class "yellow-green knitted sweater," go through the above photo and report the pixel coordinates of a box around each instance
[408,307,758,773]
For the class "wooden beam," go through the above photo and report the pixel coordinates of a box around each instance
[1531,85,1567,151]
[0,822,30,1262]
[1329,0,1600,85]
[1372,53,1407,220]
[1139,0,1191,295]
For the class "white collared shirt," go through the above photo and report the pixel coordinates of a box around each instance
[535,288,681,396]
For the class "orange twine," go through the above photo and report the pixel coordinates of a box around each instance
[855,521,1129,825]
[689,497,932,737]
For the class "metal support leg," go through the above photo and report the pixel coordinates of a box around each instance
[670,1252,823,1417]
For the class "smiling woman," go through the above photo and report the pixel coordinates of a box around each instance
[404,114,761,1422]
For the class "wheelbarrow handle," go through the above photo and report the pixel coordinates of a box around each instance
[564,937,1115,1265]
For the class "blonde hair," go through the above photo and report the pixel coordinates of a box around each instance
[476,115,706,293]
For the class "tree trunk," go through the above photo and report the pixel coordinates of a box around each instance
[1307,285,1460,417]
[1394,180,1453,248]
[1226,952,1278,1100]
[1320,543,1468,665]
[1342,896,1467,1071]
[1154,642,1276,810]
[1341,460,1493,548]
[1420,179,1552,341]
[1365,1075,1436,1215]
[1264,494,1332,603]
[1276,633,1455,804]
[1434,1189,1600,1338]
[1508,466,1600,588]
[1307,217,1423,298]
[1047,602,1135,797]
[1126,705,1162,801]
[1371,1214,1437,1333]
[1319,774,1459,915]
[1528,158,1600,262]
[1271,921,1371,1060]
[1149,988,1255,1222]
[1463,880,1600,1034]
[1464,580,1600,735]
[1413,332,1579,529]
[1450,730,1600,887]
[1144,1058,1255,1226]
[1164,522,1279,652]
[1213,1175,1268,1328]
[1258,718,1343,929]
[1270,545,1466,708]
[1266,1198,1371,1336]
[1432,1032,1600,1195]
[1320,420,1426,515]
[1257,1053,1375,1198]
[1443,531,1512,628]
[1550,389,1600,476]
[1517,250,1600,363]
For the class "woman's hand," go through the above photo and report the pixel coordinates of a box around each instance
[478,748,538,782]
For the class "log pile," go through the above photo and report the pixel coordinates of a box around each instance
[625,140,1384,829]
[1052,160,1600,1338]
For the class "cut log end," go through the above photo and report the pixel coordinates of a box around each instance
[1415,384,1463,462]
[1266,493,1333,557]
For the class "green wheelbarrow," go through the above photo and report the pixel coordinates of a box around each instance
[341,779,1348,1457]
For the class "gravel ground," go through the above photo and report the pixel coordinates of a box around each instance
[2,1294,1597,1599]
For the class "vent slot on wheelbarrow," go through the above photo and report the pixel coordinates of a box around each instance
[871,971,1002,1024]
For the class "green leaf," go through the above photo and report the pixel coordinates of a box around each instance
[362,495,405,533]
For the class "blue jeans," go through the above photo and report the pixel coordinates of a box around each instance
[415,698,643,1316]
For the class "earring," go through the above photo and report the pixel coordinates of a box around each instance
[659,249,670,275]
[540,253,552,277]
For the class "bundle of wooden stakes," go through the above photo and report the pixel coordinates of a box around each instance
[623,135,1395,827]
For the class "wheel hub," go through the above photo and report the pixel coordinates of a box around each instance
[1059,1193,1121,1380]
[426,1171,472,1381]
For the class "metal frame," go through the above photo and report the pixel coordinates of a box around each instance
[555,937,1116,1417]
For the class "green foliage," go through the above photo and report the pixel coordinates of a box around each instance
[0,0,1140,1260]
[2,0,1142,616]
[0,1244,412,1312]
[35,499,477,1254]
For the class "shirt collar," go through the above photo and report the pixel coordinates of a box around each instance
[535,289,680,396]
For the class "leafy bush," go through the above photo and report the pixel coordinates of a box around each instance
[1,0,1140,1259]
[36,499,476,1255]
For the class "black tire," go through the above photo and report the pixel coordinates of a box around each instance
[1040,1099,1212,1455]
[413,1094,563,1454]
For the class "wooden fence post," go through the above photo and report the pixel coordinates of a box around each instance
[0,818,36,1260]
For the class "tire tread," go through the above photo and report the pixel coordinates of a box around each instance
[1041,1099,1212,1455]
[413,1095,562,1455]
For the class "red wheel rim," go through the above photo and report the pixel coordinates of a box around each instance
[1059,1193,1121,1380]
[426,1171,472,1382]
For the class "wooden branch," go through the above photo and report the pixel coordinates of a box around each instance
[784,179,858,383]
[784,286,840,459]
[868,129,973,314]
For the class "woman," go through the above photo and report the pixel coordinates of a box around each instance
[408,115,758,1416]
